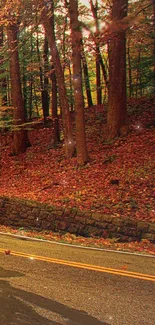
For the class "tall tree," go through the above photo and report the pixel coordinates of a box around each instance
[20,31,28,119]
[42,35,50,120]
[69,0,89,165]
[107,0,128,140]
[0,27,7,106]
[127,38,133,98]
[90,0,102,105]
[152,0,155,90]
[28,28,33,120]
[7,23,30,155]
[36,31,49,122]
[125,0,154,97]
[81,41,93,107]
[41,0,75,158]
[51,64,60,144]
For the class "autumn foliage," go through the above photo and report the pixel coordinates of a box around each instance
[0,97,154,224]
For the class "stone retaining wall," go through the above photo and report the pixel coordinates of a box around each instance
[0,196,154,242]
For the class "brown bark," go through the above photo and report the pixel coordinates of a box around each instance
[90,0,102,104]
[107,0,128,140]
[152,0,155,91]
[28,30,33,120]
[81,43,93,107]
[51,65,60,144]
[96,46,102,104]
[41,0,75,158]
[127,39,132,98]
[69,0,89,165]
[21,42,28,120]
[42,36,49,120]
[36,32,49,122]
[0,27,7,106]
[68,62,74,111]
[62,15,68,76]
[7,23,30,155]
[98,52,108,89]
[135,50,141,98]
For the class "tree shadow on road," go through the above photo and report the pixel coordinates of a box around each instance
[0,267,110,325]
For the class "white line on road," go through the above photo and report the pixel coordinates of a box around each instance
[0,232,154,258]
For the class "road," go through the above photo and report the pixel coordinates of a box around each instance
[0,234,155,325]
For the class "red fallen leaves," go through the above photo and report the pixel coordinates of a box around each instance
[0,225,154,255]
[5,250,11,255]
[121,265,128,270]
[0,99,154,224]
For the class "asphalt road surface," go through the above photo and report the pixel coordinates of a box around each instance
[0,234,155,325]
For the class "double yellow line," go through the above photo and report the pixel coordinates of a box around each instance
[0,248,155,282]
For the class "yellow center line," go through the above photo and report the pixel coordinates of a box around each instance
[0,248,155,282]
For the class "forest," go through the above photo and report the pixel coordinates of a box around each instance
[0,0,154,249]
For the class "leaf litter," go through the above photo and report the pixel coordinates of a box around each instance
[0,98,155,254]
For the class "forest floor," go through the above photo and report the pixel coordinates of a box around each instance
[0,97,155,254]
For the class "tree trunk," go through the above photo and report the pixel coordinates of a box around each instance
[41,0,75,158]
[37,32,49,122]
[107,0,128,140]
[51,65,60,144]
[69,0,89,165]
[21,35,28,120]
[96,46,102,104]
[36,32,48,121]
[7,23,30,155]
[135,50,141,98]
[152,0,155,92]
[127,39,132,98]
[0,27,7,106]
[42,36,50,121]
[28,30,33,120]
[68,62,74,111]
[81,43,93,107]
[98,51,108,89]
[90,0,102,105]
[62,14,68,76]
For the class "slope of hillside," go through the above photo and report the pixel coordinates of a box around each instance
[0,98,155,223]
